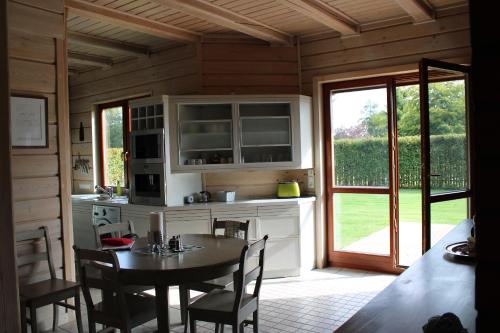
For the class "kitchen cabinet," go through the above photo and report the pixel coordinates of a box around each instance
[168,95,313,172]
[71,196,315,278]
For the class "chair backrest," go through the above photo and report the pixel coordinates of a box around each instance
[94,220,135,248]
[16,226,56,280]
[233,235,268,313]
[73,246,130,328]
[212,218,250,240]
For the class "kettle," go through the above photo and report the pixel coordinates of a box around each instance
[276,181,300,198]
[198,191,211,203]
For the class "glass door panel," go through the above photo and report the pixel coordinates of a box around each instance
[325,79,394,271]
[178,103,234,165]
[420,59,471,251]
[239,103,292,164]
[396,84,423,266]
[334,193,390,255]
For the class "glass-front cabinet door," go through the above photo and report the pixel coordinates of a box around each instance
[178,103,234,166]
[239,103,292,164]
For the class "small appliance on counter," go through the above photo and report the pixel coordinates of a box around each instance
[215,191,236,202]
[276,181,301,198]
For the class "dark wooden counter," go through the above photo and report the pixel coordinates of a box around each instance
[335,220,476,333]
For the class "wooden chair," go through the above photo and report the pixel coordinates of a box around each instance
[93,220,136,249]
[16,226,83,333]
[180,219,250,326]
[73,246,157,333]
[187,235,269,333]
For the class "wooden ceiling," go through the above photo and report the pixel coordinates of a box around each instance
[66,0,467,74]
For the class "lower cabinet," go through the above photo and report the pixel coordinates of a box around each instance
[265,238,301,278]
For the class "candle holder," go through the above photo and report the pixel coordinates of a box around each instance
[147,230,164,254]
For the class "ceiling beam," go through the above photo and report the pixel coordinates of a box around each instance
[277,0,358,36]
[150,0,293,45]
[68,52,113,69]
[393,0,435,22]
[65,0,200,43]
[68,31,150,57]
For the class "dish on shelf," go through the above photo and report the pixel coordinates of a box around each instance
[445,241,475,259]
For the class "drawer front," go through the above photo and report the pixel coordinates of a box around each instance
[264,238,300,272]
[257,205,299,218]
[165,209,211,222]
[167,220,211,236]
[211,207,258,218]
[259,216,299,238]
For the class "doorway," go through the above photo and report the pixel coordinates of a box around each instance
[323,59,472,272]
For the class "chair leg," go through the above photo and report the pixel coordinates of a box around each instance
[239,322,244,332]
[88,315,96,333]
[75,291,84,333]
[29,305,38,333]
[20,303,27,333]
[232,323,239,333]
[179,285,190,325]
[215,323,219,333]
[184,311,188,333]
[220,324,224,333]
[189,315,197,333]
[253,311,259,333]
[52,303,59,331]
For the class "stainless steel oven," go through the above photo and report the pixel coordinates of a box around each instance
[130,129,164,164]
[129,163,166,206]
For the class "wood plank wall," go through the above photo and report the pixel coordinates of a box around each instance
[200,40,300,94]
[8,0,70,330]
[69,44,201,193]
[299,8,471,95]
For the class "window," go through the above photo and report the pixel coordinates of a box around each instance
[98,100,130,187]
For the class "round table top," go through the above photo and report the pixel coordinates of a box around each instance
[115,234,247,285]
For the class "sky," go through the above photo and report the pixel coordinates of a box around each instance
[330,87,387,130]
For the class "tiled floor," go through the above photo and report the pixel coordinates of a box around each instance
[57,268,395,333]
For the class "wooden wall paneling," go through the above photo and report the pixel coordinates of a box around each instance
[8,29,56,63]
[69,111,91,128]
[8,0,64,39]
[71,127,91,143]
[12,177,60,201]
[300,12,469,57]
[69,44,198,87]
[73,180,95,193]
[11,155,59,178]
[69,56,198,99]
[204,170,309,198]
[9,59,56,93]
[13,197,61,223]
[0,0,21,331]
[71,142,92,156]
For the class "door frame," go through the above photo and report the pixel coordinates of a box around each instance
[323,76,401,274]
[419,58,473,252]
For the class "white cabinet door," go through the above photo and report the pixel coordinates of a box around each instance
[259,216,299,238]
[264,238,300,278]
[72,203,96,249]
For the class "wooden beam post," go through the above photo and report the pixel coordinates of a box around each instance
[151,0,293,45]
[0,0,21,331]
[393,0,435,23]
[68,32,150,57]
[65,0,200,43]
[277,0,359,36]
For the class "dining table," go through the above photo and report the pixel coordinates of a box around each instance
[114,234,247,333]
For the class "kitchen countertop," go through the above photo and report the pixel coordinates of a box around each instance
[71,194,316,209]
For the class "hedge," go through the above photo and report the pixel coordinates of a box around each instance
[334,134,467,189]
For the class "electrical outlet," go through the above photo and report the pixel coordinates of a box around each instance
[307,169,314,189]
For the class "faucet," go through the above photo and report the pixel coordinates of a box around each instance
[95,185,113,199]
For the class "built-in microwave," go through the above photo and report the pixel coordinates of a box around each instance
[129,162,166,206]
[130,129,164,164]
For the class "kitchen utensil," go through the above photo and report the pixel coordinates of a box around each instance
[276,181,300,198]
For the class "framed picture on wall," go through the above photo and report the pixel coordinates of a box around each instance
[10,95,48,148]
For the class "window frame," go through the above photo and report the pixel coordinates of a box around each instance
[97,100,130,188]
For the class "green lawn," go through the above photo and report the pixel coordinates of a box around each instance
[334,189,467,249]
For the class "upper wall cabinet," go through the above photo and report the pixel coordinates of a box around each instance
[168,95,313,172]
